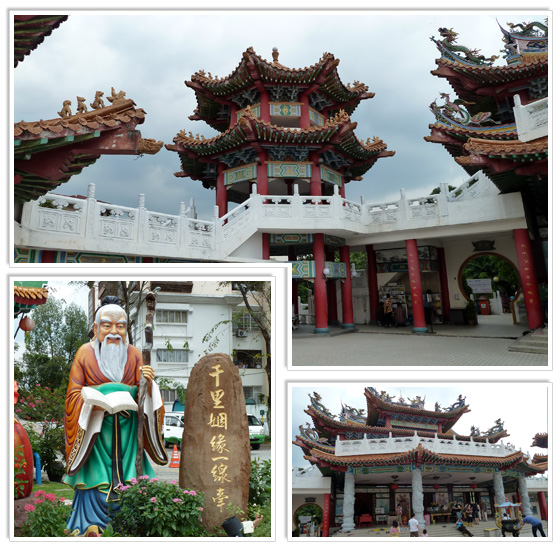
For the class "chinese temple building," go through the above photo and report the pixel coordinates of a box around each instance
[530,432,548,521]
[426,21,548,329]
[293,388,547,534]
[14,22,547,336]
[166,47,394,332]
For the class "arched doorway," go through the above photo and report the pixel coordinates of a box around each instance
[293,502,323,537]
[458,253,521,320]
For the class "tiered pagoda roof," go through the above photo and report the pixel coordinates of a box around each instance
[294,390,543,477]
[14,94,163,203]
[426,21,548,199]
[14,15,68,68]
[301,390,506,444]
[186,47,375,132]
[167,109,392,189]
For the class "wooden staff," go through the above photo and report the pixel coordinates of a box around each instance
[135,290,157,477]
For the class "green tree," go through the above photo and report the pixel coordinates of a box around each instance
[462,255,519,297]
[20,296,89,390]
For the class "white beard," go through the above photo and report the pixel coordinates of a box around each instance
[94,336,128,382]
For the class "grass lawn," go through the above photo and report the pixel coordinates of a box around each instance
[31,481,74,501]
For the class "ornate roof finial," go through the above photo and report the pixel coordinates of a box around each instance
[272,47,279,63]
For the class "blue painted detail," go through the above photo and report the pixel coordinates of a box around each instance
[33,452,42,485]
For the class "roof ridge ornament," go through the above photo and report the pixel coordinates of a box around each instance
[431,27,499,66]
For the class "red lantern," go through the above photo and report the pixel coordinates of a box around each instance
[470,484,478,489]
[19,316,35,332]
[433,484,440,490]
[390,483,399,491]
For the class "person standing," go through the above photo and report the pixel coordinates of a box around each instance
[408,513,419,537]
[474,502,480,525]
[389,520,400,537]
[521,514,546,537]
[383,295,393,327]
[480,499,488,522]
[396,504,403,527]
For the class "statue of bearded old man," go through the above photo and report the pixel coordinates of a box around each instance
[63,296,167,536]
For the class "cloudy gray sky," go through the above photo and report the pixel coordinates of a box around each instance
[12,8,547,220]
[291,383,549,469]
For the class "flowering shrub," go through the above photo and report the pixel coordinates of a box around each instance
[15,385,66,478]
[249,458,271,507]
[108,477,206,537]
[20,490,71,537]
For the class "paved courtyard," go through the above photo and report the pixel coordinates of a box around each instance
[292,316,549,368]
[328,519,548,538]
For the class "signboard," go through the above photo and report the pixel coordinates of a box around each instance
[466,278,493,294]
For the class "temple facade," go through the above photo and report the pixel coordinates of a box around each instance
[293,388,548,536]
[14,20,548,332]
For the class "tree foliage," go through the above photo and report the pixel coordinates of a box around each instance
[462,255,519,297]
[19,297,89,390]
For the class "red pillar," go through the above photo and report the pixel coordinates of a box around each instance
[216,163,227,217]
[325,249,339,325]
[300,93,310,129]
[537,491,548,520]
[438,247,451,323]
[514,228,544,329]
[40,250,56,263]
[313,234,329,333]
[406,239,427,332]
[257,151,270,258]
[289,248,299,317]
[340,245,355,328]
[310,152,322,196]
[229,102,238,127]
[259,88,271,123]
[366,244,379,324]
[322,493,331,537]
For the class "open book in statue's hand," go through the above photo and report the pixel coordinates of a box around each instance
[81,386,138,414]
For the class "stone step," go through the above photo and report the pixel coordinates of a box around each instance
[508,329,548,354]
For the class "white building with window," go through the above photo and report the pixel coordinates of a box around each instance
[88,281,269,423]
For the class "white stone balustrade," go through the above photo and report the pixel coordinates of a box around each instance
[334,431,523,458]
[15,170,527,261]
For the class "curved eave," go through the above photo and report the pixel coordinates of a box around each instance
[166,114,392,180]
[14,15,68,68]
[305,445,528,470]
[365,388,470,424]
[306,403,506,444]
[14,285,49,308]
[186,48,374,127]
[432,56,547,84]
[14,100,159,203]
[428,120,518,140]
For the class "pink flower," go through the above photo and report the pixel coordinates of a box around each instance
[171,479,177,485]
[34,499,43,505]
[189,490,197,496]
[172,499,183,503]
[130,478,138,485]
[149,477,158,483]
[198,507,204,512]
[45,493,57,502]
[28,403,36,408]
[150,497,157,503]
[24,504,35,512]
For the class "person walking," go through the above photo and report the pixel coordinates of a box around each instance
[521,514,546,537]
[383,295,393,327]
[408,513,419,537]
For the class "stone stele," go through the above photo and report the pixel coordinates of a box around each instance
[179,353,251,532]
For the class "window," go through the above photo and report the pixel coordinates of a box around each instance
[156,310,187,324]
[165,416,183,427]
[244,386,263,401]
[156,349,189,363]
[233,310,263,332]
[234,349,262,369]
[161,389,178,403]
